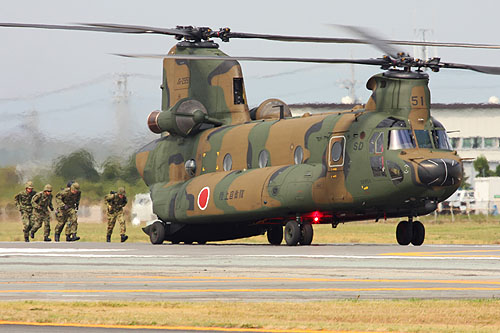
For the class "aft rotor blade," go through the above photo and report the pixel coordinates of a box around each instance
[114,53,387,66]
[440,62,500,75]
[0,22,141,33]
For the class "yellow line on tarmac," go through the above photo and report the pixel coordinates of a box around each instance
[0,320,382,333]
[2,287,500,293]
[382,249,500,257]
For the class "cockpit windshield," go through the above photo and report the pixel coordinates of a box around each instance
[388,129,416,150]
[432,129,453,150]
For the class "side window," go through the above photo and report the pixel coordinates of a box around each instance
[233,78,245,105]
[223,153,232,171]
[294,146,303,164]
[370,156,386,177]
[258,150,269,168]
[328,136,345,167]
[369,132,384,154]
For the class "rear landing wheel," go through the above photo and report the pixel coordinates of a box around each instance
[150,221,165,245]
[284,220,301,246]
[396,221,412,245]
[267,225,283,245]
[411,221,425,246]
[299,223,313,245]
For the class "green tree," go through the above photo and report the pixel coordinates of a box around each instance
[101,157,122,181]
[473,155,494,177]
[121,154,140,184]
[53,149,100,182]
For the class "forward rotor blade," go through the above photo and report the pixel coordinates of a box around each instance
[81,23,191,37]
[114,53,387,66]
[334,25,402,59]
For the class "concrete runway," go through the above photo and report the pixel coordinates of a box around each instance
[1,241,500,301]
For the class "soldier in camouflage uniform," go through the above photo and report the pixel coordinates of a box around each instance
[105,187,128,243]
[54,182,81,242]
[14,181,36,242]
[31,184,54,242]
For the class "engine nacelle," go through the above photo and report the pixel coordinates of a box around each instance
[147,98,209,136]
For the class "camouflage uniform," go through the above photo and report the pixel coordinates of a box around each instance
[31,184,54,241]
[14,181,36,242]
[105,187,128,242]
[54,182,81,242]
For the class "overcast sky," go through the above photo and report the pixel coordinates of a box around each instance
[1,0,500,141]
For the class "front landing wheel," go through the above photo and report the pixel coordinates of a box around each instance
[411,221,425,246]
[396,221,412,245]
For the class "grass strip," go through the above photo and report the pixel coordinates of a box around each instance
[0,300,500,332]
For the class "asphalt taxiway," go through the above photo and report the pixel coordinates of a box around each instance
[1,241,499,301]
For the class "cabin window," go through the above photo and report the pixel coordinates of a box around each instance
[369,132,384,154]
[432,130,452,150]
[258,150,269,168]
[223,153,232,171]
[185,159,196,176]
[233,78,245,105]
[388,130,415,150]
[370,156,386,177]
[294,146,303,164]
[330,141,342,162]
[414,130,433,148]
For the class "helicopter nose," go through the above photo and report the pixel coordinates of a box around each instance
[417,158,462,187]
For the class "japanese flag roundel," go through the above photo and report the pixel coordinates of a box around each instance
[197,186,210,210]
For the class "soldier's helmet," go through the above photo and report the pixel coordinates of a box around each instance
[44,184,53,192]
[118,187,126,195]
[25,181,34,189]
[70,182,80,191]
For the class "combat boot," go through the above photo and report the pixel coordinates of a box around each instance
[24,233,29,242]
[44,236,51,242]
[121,235,128,243]
[66,234,72,242]
[106,234,111,243]
[72,233,80,241]
[30,230,35,239]
[54,233,60,242]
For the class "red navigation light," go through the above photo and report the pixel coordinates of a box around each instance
[312,211,322,223]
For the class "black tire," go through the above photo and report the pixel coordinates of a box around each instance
[150,221,165,245]
[396,221,412,246]
[267,225,283,245]
[411,221,425,246]
[284,220,301,246]
[197,240,207,245]
[299,223,314,245]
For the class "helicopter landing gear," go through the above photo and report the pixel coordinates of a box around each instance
[267,225,283,245]
[150,221,166,245]
[299,223,313,245]
[396,219,425,246]
[411,221,425,246]
[284,220,314,246]
[285,220,301,246]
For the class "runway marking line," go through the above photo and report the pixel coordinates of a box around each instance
[3,287,500,293]
[96,275,500,285]
[381,249,500,257]
[0,320,384,333]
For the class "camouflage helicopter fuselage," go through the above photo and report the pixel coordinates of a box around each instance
[137,42,462,244]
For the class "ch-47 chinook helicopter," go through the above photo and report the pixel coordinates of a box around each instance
[3,23,500,246]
